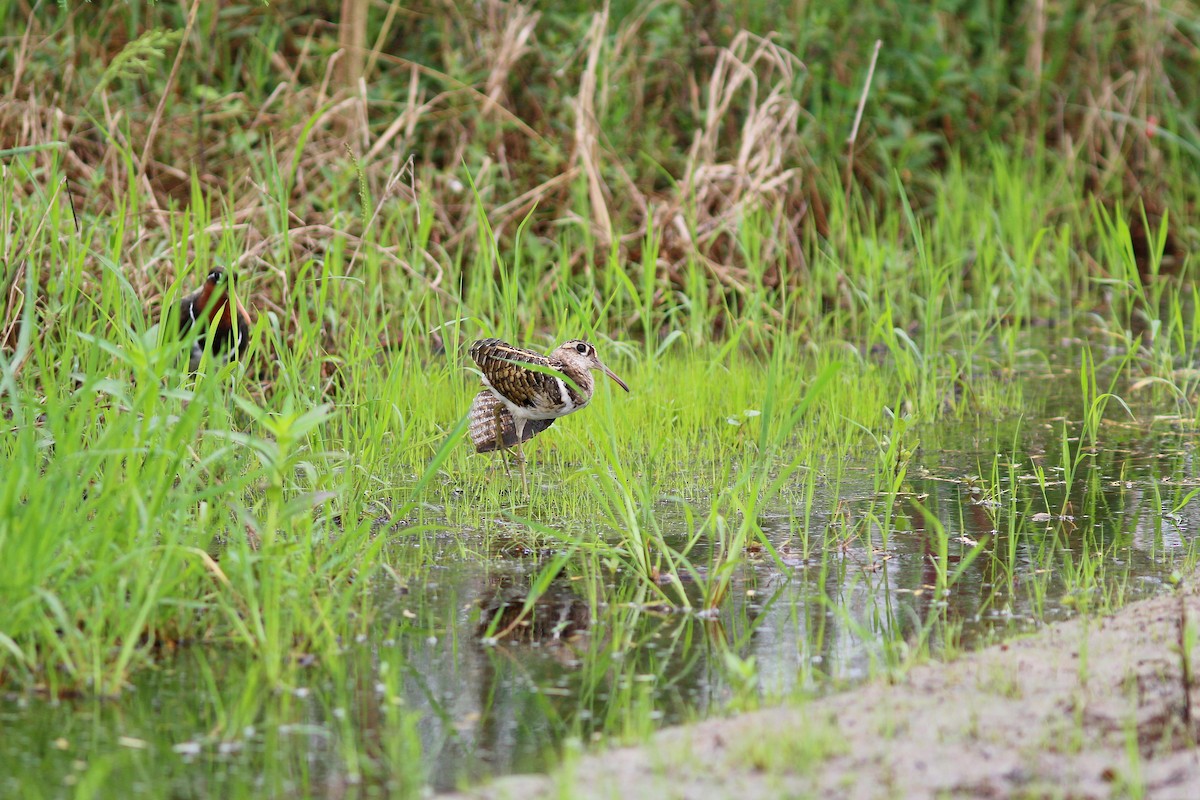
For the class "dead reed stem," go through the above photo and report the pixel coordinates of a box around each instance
[573,5,613,244]
[844,39,882,209]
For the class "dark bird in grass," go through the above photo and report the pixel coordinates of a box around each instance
[178,267,251,371]
[467,338,629,477]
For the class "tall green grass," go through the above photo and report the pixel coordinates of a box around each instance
[3,142,1198,691]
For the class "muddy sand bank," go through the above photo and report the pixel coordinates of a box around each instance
[447,579,1200,799]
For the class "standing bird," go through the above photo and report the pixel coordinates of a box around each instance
[468,338,629,477]
[177,267,251,371]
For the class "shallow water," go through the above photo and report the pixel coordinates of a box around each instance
[4,357,1199,797]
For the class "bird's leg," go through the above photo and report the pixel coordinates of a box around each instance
[514,418,529,492]
[517,440,528,492]
[492,404,512,478]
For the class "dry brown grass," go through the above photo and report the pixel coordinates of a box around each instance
[636,31,810,315]
[1,0,1195,317]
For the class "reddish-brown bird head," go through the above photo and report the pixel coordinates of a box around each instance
[178,267,252,371]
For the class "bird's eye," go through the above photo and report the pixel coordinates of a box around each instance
[575,343,588,355]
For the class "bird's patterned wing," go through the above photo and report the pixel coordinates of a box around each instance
[469,338,563,410]
[468,390,554,453]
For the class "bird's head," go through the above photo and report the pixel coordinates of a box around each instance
[206,267,229,288]
[556,340,629,392]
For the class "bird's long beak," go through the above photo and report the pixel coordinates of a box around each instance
[600,363,630,393]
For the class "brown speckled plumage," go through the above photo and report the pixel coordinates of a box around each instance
[467,338,628,455]
[178,267,251,371]
[468,390,555,453]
